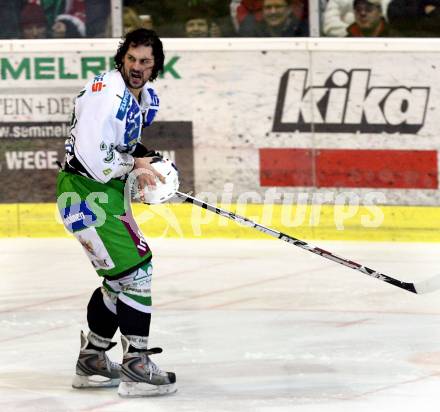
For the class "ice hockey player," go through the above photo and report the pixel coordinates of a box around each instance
[56,28,176,397]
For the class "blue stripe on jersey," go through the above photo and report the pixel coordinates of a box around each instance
[124,99,141,147]
[116,89,131,120]
[144,108,157,127]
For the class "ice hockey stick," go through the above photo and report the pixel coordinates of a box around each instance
[175,191,440,295]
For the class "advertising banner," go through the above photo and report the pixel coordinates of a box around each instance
[1,39,440,205]
[0,46,193,202]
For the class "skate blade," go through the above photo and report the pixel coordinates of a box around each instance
[72,374,120,389]
[118,381,177,397]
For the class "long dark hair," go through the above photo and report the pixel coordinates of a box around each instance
[114,29,165,82]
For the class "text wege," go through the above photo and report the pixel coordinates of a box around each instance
[5,150,59,170]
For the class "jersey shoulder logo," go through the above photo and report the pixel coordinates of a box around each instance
[91,74,106,93]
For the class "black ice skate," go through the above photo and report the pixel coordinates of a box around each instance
[118,335,177,397]
[72,330,121,388]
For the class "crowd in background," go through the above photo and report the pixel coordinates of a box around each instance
[0,0,439,40]
[0,0,110,39]
[323,0,440,37]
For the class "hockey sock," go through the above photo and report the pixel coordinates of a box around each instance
[117,299,151,352]
[86,287,119,349]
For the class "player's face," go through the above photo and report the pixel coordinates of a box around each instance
[121,44,155,91]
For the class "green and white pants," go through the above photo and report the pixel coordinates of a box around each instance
[57,170,153,312]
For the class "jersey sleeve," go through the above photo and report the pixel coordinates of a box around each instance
[72,80,135,183]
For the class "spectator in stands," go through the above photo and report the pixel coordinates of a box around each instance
[322,0,390,36]
[238,0,308,36]
[20,0,86,39]
[52,0,86,38]
[197,0,235,36]
[20,2,48,39]
[127,0,232,37]
[185,17,216,37]
[22,0,66,31]
[42,0,65,28]
[123,6,143,34]
[139,14,154,30]
[387,0,440,36]
[52,15,83,37]
[123,0,173,36]
[231,0,261,31]
[183,4,222,37]
[230,0,308,33]
[85,0,111,37]
[346,0,391,36]
[0,0,22,39]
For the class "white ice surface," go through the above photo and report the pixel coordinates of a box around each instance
[1,238,440,412]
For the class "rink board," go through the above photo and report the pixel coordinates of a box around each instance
[1,202,440,242]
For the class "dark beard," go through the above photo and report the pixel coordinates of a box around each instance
[121,66,145,90]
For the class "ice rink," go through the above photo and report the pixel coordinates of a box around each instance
[2,237,440,412]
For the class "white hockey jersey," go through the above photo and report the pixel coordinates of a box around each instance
[65,69,159,183]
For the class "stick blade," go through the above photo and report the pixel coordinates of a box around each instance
[414,273,440,294]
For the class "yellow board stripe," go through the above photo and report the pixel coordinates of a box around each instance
[0,203,439,242]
